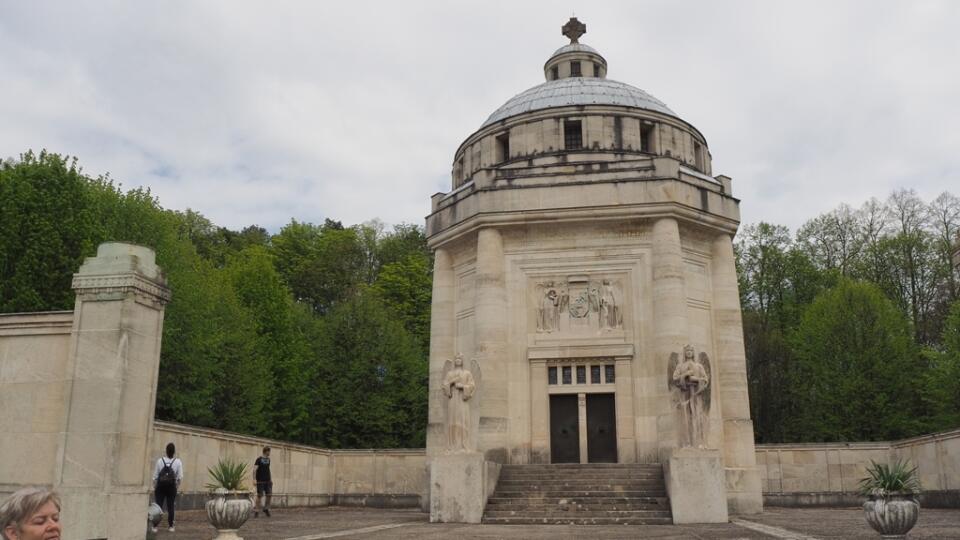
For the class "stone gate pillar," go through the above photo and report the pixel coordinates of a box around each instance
[474,228,508,461]
[710,233,763,514]
[56,243,171,540]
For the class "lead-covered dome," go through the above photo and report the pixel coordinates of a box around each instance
[480,17,680,128]
[448,17,712,189]
[481,78,677,128]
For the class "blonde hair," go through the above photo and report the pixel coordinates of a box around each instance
[0,488,61,540]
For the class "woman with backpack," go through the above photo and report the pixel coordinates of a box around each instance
[152,442,183,533]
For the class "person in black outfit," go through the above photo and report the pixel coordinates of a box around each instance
[152,442,183,532]
[253,446,272,517]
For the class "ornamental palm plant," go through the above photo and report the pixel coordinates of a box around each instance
[205,458,249,492]
[858,458,921,497]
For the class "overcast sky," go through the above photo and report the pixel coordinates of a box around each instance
[2,1,958,233]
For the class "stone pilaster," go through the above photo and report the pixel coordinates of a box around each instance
[474,228,509,462]
[56,242,171,540]
[529,360,550,463]
[614,356,637,463]
[710,233,763,514]
[651,217,687,459]
[577,393,588,464]
[426,248,455,457]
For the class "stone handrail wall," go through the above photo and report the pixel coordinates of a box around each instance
[756,427,960,507]
[153,421,428,510]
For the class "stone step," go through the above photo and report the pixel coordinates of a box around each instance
[488,504,669,512]
[484,464,673,525]
[495,483,665,491]
[487,496,669,506]
[492,490,667,498]
[481,516,675,525]
[497,475,665,482]
[498,478,662,485]
[499,472,664,479]
[485,509,672,518]
[501,464,662,471]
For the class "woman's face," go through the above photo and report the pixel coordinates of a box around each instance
[4,501,61,540]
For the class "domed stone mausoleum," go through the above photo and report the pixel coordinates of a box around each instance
[426,18,762,522]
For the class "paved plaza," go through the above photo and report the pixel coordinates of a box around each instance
[167,506,960,539]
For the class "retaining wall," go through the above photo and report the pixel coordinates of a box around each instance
[757,428,960,508]
[152,421,428,510]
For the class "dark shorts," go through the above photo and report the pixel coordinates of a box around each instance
[256,481,272,495]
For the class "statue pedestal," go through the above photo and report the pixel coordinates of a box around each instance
[664,447,729,524]
[429,452,500,523]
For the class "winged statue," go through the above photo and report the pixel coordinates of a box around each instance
[667,345,712,448]
[441,353,481,452]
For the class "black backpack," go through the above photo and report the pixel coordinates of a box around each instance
[157,458,177,488]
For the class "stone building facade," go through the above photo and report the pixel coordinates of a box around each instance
[425,19,762,514]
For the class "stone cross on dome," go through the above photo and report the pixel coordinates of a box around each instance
[562,16,586,43]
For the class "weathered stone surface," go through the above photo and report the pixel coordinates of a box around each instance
[430,453,498,523]
[664,447,729,524]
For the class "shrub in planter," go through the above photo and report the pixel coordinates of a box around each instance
[205,459,254,540]
[859,459,921,539]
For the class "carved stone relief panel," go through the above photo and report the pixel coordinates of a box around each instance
[533,275,624,334]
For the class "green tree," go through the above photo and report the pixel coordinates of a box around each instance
[378,223,431,268]
[0,151,114,311]
[223,245,311,440]
[372,253,432,354]
[736,223,831,442]
[788,279,922,442]
[272,220,368,313]
[311,292,427,448]
[921,300,960,430]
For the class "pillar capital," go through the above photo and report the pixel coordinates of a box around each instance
[72,243,171,306]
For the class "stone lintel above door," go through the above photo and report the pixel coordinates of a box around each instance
[528,343,634,362]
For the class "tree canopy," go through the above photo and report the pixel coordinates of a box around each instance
[738,190,960,442]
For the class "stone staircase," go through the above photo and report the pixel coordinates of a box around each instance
[482,463,673,525]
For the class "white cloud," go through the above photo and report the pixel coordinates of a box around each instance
[1,0,957,233]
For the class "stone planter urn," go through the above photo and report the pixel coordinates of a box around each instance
[863,492,919,539]
[205,488,253,540]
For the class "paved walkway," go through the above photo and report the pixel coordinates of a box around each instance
[166,506,960,539]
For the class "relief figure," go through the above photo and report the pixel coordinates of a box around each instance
[599,279,621,330]
[537,287,560,332]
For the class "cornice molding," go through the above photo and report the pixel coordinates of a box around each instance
[72,273,172,304]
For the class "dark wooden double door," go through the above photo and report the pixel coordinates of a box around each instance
[549,393,617,463]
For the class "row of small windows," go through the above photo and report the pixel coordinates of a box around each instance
[456,119,706,182]
[486,118,659,167]
[549,61,603,80]
[559,119,656,153]
[548,364,616,385]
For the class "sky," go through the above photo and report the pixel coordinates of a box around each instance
[2,1,958,234]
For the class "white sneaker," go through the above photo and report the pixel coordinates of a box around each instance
[151,527,158,534]
[168,526,175,532]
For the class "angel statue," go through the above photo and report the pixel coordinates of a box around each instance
[441,353,481,452]
[667,345,712,448]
